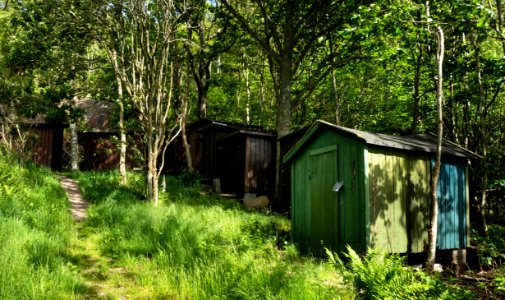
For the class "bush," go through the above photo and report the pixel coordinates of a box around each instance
[472,225,505,268]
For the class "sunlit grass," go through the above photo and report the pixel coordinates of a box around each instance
[71,170,347,299]
[0,150,87,299]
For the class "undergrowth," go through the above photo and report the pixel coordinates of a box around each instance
[0,149,86,298]
[71,171,344,299]
[327,246,474,300]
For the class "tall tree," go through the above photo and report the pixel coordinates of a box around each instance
[220,0,372,137]
[113,0,188,204]
[70,0,189,204]
[220,0,373,201]
[427,26,445,271]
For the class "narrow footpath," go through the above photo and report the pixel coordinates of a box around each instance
[57,175,89,222]
[56,175,128,298]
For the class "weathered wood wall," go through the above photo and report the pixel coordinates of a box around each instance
[30,125,64,170]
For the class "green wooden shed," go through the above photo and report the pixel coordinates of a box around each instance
[283,120,480,255]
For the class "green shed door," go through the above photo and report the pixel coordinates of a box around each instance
[308,145,339,254]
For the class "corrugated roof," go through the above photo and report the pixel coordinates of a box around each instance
[75,99,116,132]
[187,118,274,135]
[284,120,481,163]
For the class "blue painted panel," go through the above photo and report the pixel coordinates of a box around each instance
[432,160,467,249]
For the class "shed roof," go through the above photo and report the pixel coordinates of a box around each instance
[219,129,276,141]
[283,120,481,163]
[75,99,116,132]
[187,118,273,134]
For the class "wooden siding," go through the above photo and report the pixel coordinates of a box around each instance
[367,149,430,253]
[218,133,275,198]
[30,125,64,170]
[79,132,138,171]
[435,161,468,249]
[244,136,275,195]
[291,129,366,254]
[31,127,54,167]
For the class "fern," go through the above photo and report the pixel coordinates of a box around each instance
[327,246,435,299]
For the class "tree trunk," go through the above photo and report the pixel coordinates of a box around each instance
[495,0,505,55]
[427,26,444,271]
[70,122,79,171]
[182,53,193,172]
[328,34,340,125]
[277,59,292,138]
[411,47,422,134]
[243,55,251,125]
[273,58,292,205]
[145,129,159,205]
[474,42,488,234]
[118,82,127,186]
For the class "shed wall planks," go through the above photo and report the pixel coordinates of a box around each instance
[435,161,468,249]
[290,130,365,254]
[367,149,431,253]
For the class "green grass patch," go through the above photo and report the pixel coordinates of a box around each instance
[0,149,87,299]
[71,171,346,299]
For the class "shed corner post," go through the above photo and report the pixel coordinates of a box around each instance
[465,164,470,247]
[363,147,371,249]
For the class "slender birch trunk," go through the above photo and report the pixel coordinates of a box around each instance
[70,122,79,171]
[427,26,444,271]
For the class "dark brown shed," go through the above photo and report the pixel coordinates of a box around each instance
[30,123,66,170]
[74,99,139,170]
[217,129,276,199]
[169,119,268,179]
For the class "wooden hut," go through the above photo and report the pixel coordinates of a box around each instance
[75,99,137,170]
[217,129,276,198]
[283,120,479,255]
[181,119,244,179]
[30,123,66,170]
[76,99,117,170]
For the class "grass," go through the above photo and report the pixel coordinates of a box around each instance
[69,170,346,299]
[0,149,87,299]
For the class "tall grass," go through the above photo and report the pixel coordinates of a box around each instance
[72,171,346,299]
[0,149,86,299]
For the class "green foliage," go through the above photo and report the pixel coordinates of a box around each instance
[0,149,86,298]
[472,225,505,268]
[327,246,430,299]
[327,246,474,300]
[177,168,203,187]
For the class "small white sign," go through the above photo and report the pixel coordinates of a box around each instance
[332,180,344,192]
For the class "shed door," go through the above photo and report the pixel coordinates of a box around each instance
[308,145,339,254]
[434,161,467,249]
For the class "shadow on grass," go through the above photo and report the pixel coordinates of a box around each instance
[68,170,248,212]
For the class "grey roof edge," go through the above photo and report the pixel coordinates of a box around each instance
[283,120,481,163]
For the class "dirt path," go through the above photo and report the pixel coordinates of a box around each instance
[57,175,89,222]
